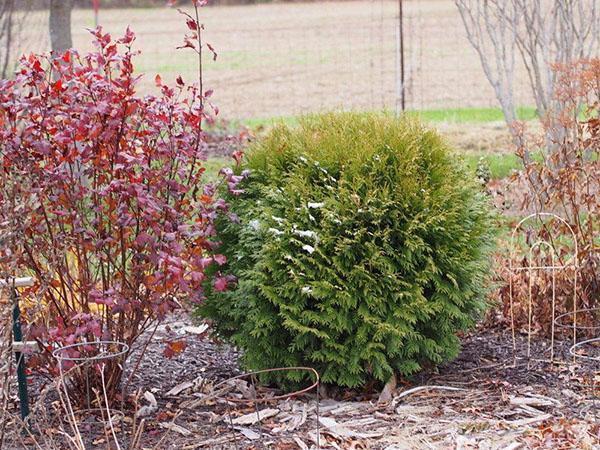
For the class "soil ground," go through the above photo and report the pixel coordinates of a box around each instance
[5,312,598,449]
[127,315,599,449]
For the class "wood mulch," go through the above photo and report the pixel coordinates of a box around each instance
[2,311,598,449]
[107,315,600,449]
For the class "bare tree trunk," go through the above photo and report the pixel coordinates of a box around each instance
[455,0,522,147]
[0,0,15,79]
[49,0,73,53]
[455,0,600,158]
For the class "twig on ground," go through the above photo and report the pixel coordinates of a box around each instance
[393,385,468,404]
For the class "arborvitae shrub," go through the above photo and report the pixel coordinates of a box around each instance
[200,113,496,388]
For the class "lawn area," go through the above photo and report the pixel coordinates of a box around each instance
[408,106,537,123]
[208,145,522,181]
[207,149,521,182]
[461,152,522,179]
[240,106,537,129]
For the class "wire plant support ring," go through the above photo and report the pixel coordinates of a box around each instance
[53,340,129,450]
[508,212,578,366]
[569,337,600,420]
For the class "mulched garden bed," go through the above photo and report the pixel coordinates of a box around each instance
[136,316,598,449]
[3,313,598,449]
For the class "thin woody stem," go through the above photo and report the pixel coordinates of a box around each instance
[194,3,203,112]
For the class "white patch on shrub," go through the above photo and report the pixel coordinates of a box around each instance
[293,228,319,241]
[302,244,315,254]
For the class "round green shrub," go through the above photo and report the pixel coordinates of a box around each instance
[201,112,496,388]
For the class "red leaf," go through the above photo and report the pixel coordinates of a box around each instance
[232,150,243,166]
[176,37,196,51]
[163,340,187,358]
[186,19,198,31]
[120,27,135,44]
[206,43,217,61]
[214,254,227,265]
[214,276,228,292]
[155,74,162,87]
[106,44,117,58]
[32,59,42,72]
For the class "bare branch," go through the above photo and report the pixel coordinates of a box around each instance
[456,0,600,159]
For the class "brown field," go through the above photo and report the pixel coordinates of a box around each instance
[29,0,534,121]
[8,1,534,156]
[14,1,537,120]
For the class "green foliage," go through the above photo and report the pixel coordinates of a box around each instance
[200,112,496,388]
[463,153,522,180]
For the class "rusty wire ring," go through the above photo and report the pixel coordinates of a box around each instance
[569,337,600,364]
[553,308,600,331]
[211,366,320,404]
[52,340,129,362]
[50,407,126,427]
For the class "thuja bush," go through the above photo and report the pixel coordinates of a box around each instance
[0,4,240,402]
[200,113,496,388]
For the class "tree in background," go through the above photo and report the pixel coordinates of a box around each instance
[50,0,73,52]
[455,0,599,157]
[0,1,47,79]
[0,0,17,79]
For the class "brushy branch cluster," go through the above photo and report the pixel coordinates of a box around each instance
[0,20,241,402]
[497,59,599,334]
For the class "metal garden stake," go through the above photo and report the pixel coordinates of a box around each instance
[11,287,29,420]
[1,277,35,421]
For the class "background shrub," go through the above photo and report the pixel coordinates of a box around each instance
[496,59,599,334]
[200,113,496,388]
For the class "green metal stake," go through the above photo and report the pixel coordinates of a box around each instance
[11,287,30,420]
